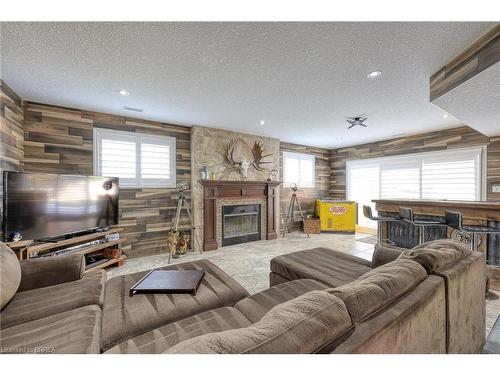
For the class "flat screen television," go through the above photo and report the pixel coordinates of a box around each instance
[3,171,119,241]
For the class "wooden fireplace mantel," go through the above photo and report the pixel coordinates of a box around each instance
[200,180,281,251]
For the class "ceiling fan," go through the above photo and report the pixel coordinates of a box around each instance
[346,115,368,129]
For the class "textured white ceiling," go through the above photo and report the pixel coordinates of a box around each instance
[0,22,496,148]
[433,62,500,137]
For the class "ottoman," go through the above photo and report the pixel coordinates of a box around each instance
[101,259,249,351]
[270,247,372,288]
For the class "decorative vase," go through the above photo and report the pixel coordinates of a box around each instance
[200,166,208,180]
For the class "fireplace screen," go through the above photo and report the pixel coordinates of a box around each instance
[222,204,261,246]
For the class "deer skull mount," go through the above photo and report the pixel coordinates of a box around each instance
[223,139,273,179]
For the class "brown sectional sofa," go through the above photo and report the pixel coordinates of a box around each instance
[0,249,105,354]
[270,240,486,353]
[0,239,486,354]
[370,241,487,353]
[0,243,249,354]
[164,289,354,354]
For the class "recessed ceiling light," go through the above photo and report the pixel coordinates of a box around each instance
[442,113,449,118]
[367,70,382,79]
[260,120,265,125]
[118,89,130,96]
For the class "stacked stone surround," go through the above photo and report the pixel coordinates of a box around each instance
[191,126,280,250]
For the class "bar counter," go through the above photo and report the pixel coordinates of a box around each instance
[374,199,500,288]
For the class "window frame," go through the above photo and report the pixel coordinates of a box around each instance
[346,146,486,229]
[282,151,316,188]
[93,127,176,189]
[346,146,486,202]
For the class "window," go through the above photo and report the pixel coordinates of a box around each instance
[347,147,484,228]
[283,151,315,188]
[93,128,176,188]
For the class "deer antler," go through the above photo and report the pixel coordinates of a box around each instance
[223,139,241,168]
[251,141,273,171]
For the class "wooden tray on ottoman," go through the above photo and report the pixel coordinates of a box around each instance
[129,269,205,296]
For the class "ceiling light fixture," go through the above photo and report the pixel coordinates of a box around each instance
[118,89,130,96]
[367,70,382,79]
[260,120,265,125]
[442,114,449,118]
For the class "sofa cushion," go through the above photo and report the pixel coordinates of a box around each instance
[0,270,105,329]
[328,259,427,323]
[270,248,371,287]
[0,242,21,310]
[18,252,86,292]
[372,244,403,268]
[101,259,249,351]
[235,279,328,323]
[165,290,352,354]
[105,307,251,354]
[0,305,102,354]
[399,239,472,273]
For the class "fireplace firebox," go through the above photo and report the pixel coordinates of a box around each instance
[222,204,261,246]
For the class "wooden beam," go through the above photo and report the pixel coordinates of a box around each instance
[430,24,500,101]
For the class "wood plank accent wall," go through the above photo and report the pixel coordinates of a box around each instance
[22,102,191,258]
[329,126,500,201]
[430,24,500,101]
[0,80,24,239]
[280,142,330,231]
[489,136,500,201]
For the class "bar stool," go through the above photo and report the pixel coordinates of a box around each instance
[445,210,500,252]
[399,207,446,245]
[363,205,399,245]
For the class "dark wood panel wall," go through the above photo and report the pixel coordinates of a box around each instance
[0,80,24,239]
[22,102,191,258]
[329,126,500,201]
[280,142,330,231]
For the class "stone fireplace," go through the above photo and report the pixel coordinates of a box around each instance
[190,126,281,251]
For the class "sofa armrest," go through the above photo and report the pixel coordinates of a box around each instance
[18,253,86,292]
[371,245,404,269]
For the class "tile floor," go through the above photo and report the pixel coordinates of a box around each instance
[108,231,500,336]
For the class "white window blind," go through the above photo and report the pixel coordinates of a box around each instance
[283,151,315,188]
[421,149,481,201]
[93,128,176,188]
[348,163,380,227]
[380,159,421,199]
[347,147,484,228]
